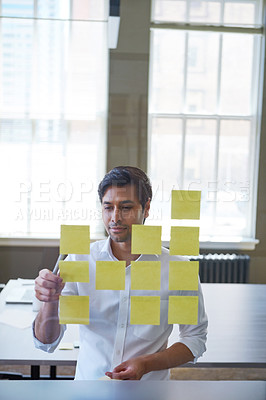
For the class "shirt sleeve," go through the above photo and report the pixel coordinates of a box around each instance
[32,278,78,353]
[32,319,66,353]
[177,280,208,363]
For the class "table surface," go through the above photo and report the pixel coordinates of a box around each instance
[0,280,266,368]
[1,380,266,400]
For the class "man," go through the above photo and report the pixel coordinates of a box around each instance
[33,166,208,380]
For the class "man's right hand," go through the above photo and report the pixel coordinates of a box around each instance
[35,269,65,303]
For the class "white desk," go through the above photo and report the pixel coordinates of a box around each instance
[170,283,266,368]
[1,380,266,400]
[0,281,266,379]
[0,280,79,378]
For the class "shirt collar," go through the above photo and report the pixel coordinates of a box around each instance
[99,236,113,258]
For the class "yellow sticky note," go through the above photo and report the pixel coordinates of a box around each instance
[59,342,74,350]
[131,225,162,255]
[60,225,90,255]
[169,226,199,256]
[169,261,199,291]
[130,296,160,325]
[171,190,201,220]
[96,261,126,290]
[168,295,198,325]
[59,295,89,324]
[131,261,161,290]
[59,261,89,283]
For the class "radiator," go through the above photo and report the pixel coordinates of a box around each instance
[189,253,250,283]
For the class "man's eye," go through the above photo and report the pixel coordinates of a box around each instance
[122,207,132,211]
[104,207,112,210]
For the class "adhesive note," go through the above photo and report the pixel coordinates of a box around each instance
[59,342,74,350]
[96,261,126,290]
[130,296,160,325]
[131,261,161,290]
[59,295,90,324]
[171,190,201,220]
[59,261,89,283]
[169,261,199,291]
[60,225,90,255]
[169,226,199,256]
[168,295,198,325]
[131,225,162,255]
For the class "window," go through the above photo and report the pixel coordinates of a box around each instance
[148,0,264,249]
[0,0,109,239]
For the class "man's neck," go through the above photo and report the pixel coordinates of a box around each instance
[110,239,140,267]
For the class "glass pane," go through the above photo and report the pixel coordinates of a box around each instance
[37,0,70,20]
[0,18,34,117]
[189,1,221,24]
[220,34,253,115]
[65,119,106,235]
[224,1,256,26]
[1,0,34,18]
[30,121,66,235]
[152,0,263,25]
[0,120,32,235]
[30,20,67,119]
[0,2,108,237]
[183,119,217,234]
[152,0,186,23]
[150,29,185,113]
[215,119,251,235]
[186,32,219,114]
[65,21,108,119]
[148,117,183,235]
[72,0,108,20]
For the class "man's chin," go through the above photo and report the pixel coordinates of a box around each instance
[110,235,128,243]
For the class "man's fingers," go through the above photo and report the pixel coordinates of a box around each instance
[34,268,64,302]
[112,363,127,373]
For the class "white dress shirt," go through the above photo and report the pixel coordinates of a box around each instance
[33,237,208,380]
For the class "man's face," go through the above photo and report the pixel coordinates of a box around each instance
[101,184,150,243]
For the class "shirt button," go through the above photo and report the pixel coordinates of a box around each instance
[122,297,127,303]
[116,350,120,355]
[120,324,125,328]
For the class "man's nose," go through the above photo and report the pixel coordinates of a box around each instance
[111,207,121,223]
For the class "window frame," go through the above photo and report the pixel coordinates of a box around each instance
[148,3,265,250]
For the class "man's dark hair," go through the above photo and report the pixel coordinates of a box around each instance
[98,166,152,210]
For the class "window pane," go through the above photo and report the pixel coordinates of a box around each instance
[0,120,32,234]
[189,1,221,24]
[72,0,108,20]
[186,32,219,114]
[0,1,108,237]
[183,119,217,235]
[1,18,34,117]
[65,21,108,119]
[30,20,67,119]
[149,117,183,183]
[215,119,251,235]
[152,0,186,23]
[37,0,70,19]
[152,0,263,26]
[220,34,254,115]
[150,29,185,113]
[2,0,34,18]
[224,1,256,25]
[183,119,217,185]
[148,117,183,235]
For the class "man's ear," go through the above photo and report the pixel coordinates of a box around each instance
[144,198,151,219]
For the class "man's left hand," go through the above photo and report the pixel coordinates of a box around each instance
[105,357,147,380]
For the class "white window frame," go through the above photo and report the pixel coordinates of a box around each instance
[148,3,265,250]
[0,0,109,246]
